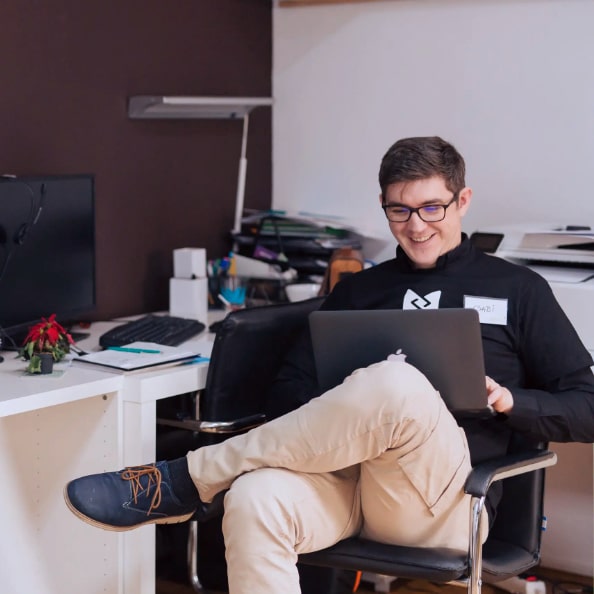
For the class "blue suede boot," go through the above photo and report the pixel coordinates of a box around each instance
[64,460,203,531]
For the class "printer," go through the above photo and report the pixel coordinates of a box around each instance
[471,224,594,578]
[471,224,594,353]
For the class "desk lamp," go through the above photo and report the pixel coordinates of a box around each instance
[127,95,273,234]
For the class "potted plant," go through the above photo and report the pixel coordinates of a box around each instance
[20,314,74,374]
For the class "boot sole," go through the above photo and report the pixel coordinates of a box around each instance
[63,486,196,532]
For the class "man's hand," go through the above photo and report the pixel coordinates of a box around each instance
[485,376,514,414]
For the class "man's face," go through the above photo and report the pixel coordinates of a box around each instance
[380,176,472,269]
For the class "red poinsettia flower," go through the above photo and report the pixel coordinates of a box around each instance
[19,313,74,373]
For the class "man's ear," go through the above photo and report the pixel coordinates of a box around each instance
[378,193,384,206]
[457,187,473,216]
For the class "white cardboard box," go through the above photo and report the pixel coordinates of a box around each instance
[173,247,207,279]
[169,277,208,323]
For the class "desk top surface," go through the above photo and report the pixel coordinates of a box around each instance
[0,317,218,418]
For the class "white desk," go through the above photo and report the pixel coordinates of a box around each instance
[0,320,214,594]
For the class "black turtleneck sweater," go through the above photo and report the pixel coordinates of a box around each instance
[264,235,594,520]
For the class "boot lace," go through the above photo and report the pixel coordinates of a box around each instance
[121,464,162,515]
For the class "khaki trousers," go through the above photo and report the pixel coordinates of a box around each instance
[187,360,484,594]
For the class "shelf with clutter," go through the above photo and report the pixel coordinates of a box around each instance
[232,209,362,279]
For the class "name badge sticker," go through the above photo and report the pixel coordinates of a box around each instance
[464,296,508,325]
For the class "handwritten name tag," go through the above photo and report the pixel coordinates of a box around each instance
[464,296,508,325]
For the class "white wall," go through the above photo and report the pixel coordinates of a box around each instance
[273,0,594,262]
[272,0,594,577]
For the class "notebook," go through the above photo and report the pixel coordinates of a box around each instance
[309,308,490,417]
[71,341,200,374]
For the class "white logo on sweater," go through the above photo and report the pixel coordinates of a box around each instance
[403,289,441,310]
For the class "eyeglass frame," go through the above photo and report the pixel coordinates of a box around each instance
[381,193,460,223]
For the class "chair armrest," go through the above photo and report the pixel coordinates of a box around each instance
[464,449,557,498]
[156,413,266,434]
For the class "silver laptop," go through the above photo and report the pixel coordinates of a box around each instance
[309,308,490,417]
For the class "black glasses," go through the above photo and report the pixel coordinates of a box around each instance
[381,194,459,223]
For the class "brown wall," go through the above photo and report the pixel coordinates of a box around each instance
[0,0,272,320]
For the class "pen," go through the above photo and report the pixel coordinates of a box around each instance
[107,346,162,354]
[218,293,232,307]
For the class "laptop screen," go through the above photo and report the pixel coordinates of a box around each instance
[309,308,489,416]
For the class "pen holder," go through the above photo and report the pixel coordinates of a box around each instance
[218,276,247,310]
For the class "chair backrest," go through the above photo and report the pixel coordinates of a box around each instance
[195,297,325,590]
[201,297,324,423]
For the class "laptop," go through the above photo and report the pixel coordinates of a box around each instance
[309,308,490,417]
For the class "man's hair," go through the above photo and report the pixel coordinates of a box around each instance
[378,136,466,197]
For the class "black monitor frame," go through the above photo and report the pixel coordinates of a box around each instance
[0,174,96,348]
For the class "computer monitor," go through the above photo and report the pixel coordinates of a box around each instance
[0,174,96,347]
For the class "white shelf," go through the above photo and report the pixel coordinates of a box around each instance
[127,95,273,119]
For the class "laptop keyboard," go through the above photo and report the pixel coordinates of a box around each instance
[99,314,206,348]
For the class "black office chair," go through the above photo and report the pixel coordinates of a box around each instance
[158,298,556,594]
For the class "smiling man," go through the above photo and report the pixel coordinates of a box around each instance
[65,137,594,594]
[382,178,470,268]
[379,138,472,270]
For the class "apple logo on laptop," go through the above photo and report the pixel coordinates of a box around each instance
[387,349,407,363]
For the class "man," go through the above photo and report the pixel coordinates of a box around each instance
[65,136,594,594]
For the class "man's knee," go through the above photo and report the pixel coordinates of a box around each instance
[342,360,441,421]
[224,469,292,522]
[223,469,298,544]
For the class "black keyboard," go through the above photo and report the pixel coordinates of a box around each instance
[99,314,206,349]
